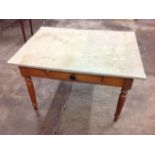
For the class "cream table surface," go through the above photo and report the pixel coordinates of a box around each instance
[8,27,146,79]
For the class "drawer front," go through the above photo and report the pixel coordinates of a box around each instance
[47,71,102,84]
[46,71,70,81]
[19,67,102,84]
[19,67,124,87]
[75,74,102,84]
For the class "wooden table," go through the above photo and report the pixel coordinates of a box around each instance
[8,27,146,121]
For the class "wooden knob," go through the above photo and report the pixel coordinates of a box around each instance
[69,74,76,81]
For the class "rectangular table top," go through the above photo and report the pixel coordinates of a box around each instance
[8,27,146,79]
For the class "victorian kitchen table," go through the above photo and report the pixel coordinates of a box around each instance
[8,27,146,121]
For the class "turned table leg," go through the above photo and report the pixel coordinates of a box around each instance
[114,88,128,121]
[114,79,134,122]
[24,76,38,110]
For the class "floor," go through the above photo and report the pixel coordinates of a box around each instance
[0,19,155,134]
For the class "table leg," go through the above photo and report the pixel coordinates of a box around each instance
[24,76,38,110]
[114,79,133,122]
[19,20,27,42]
[29,19,33,35]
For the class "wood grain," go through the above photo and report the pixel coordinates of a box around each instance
[19,67,124,87]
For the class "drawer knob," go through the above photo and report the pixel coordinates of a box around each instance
[69,74,76,81]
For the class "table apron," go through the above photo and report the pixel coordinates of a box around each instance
[19,66,128,87]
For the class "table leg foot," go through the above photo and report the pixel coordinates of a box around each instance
[34,104,38,111]
[114,116,118,122]
[25,76,38,110]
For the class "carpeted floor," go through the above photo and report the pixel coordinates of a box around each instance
[0,19,155,134]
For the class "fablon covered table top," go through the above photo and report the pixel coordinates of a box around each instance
[8,27,146,79]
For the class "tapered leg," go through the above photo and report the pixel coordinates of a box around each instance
[114,88,128,121]
[114,79,133,122]
[29,19,33,35]
[25,76,38,110]
[19,19,27,42]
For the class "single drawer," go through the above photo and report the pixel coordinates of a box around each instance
[19,67,103,84]
[19,67,124,87]
[46,70,71,81]
[74,74,102,84]
[47,71,102,84]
